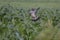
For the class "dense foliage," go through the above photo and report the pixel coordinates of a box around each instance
[0,4,60,40]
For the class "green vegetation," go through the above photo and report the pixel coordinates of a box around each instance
[0,2,60,40]
[0,0,60,2]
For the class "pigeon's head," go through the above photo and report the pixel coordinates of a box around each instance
[31,8,35,11]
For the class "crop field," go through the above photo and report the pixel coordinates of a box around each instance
[0,1,60,40]
[0,2,60,8]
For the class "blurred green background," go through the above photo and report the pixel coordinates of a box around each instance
[0,0,60,40]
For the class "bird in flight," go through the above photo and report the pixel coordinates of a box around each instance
[29,7,40,21]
